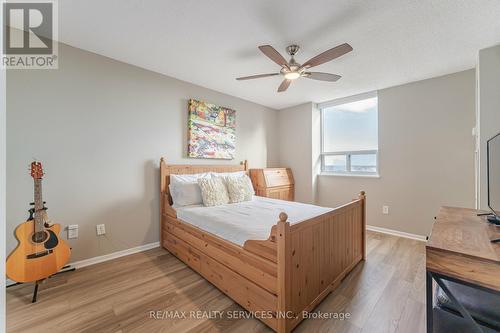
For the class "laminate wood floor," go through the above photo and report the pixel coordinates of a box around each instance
[6,231,426,333]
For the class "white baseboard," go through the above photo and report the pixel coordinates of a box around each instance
[6,241,160,287]
[367,225,427,242]
[71,241,160,269]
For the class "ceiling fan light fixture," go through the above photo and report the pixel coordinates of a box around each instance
[237,43,353,92]
[284,72,300,80]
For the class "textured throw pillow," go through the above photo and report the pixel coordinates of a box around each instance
[198,177,230,207]
[225,175,254,203]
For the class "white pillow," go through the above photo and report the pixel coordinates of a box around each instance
[225,175,254,203]
[211,171,246,178]
[198,177,230,207]
[171,173,212,184]
[169,173,211,207]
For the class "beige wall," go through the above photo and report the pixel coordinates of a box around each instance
[280,70,476,237]
[6,43,279,262]
[477,45,500,210]
[277,102,322,205]
[278,102,316,203]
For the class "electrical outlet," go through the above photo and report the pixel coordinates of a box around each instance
[96,224,106,236]
[382,206,389,215]
[67,225,78,239]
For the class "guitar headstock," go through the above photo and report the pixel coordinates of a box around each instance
[30,161,44,179]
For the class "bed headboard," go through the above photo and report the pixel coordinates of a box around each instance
[160,157,248,206]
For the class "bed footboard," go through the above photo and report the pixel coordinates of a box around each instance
[276,191,366,333]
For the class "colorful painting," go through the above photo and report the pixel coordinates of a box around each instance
[188,99,236,159]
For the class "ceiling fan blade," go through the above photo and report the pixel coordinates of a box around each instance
[304,72,341,82]
[277,79,291,92]
[236,73,279,80]
[302,43,353,69]
[258,45,289,68]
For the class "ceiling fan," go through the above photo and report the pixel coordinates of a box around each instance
[236,43,353,92]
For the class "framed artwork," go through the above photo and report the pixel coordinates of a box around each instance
[188,99,236,159]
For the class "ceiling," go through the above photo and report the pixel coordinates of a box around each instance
[58,0,500,110]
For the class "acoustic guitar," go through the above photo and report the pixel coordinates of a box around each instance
[6,161,71,283]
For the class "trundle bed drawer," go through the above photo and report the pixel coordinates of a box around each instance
[163,232,278,331]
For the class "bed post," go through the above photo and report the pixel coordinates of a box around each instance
[359,191,367,260]
[277,212,291,333]
[242,159,248,171]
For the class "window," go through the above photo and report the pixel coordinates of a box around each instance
[320,92,379,175]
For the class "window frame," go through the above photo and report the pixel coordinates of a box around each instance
[319,91,379,176]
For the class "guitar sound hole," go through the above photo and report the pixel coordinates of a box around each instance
[32,231,48,243]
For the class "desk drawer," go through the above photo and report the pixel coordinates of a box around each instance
[266,186,294,201]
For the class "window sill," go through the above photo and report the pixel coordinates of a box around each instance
[319,173,381,179]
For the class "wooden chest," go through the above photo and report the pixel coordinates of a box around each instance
[249,168,294,201]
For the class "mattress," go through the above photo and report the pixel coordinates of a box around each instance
[176,196,333,246]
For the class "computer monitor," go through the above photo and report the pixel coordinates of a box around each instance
[487,132,500,224]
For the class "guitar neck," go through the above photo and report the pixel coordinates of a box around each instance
[34,178,44,232]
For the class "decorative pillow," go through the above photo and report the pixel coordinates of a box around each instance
[169,173,211,207]
[225,175,254,203]
[212,171,255,194]
[198,177,230,207]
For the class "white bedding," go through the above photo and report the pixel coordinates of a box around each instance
[176,196,333,246]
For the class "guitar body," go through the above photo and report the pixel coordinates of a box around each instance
[6,219,71,283]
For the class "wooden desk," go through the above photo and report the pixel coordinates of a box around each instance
[426,206,500,333]
[249,168,294,201]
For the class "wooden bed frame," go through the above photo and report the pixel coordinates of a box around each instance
[160,158,366,333]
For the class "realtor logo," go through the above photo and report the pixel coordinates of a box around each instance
[2,0,58,69]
